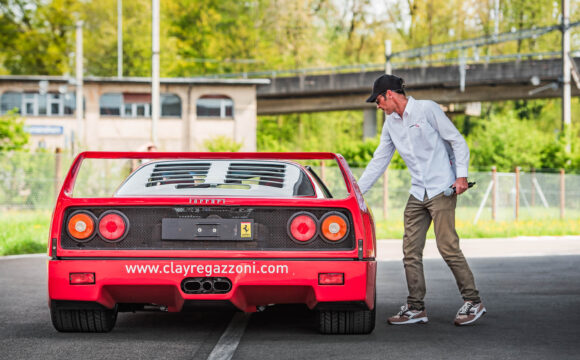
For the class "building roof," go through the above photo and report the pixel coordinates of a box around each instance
[0,75,270,86]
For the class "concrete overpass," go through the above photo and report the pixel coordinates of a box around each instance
[256,57,580,116]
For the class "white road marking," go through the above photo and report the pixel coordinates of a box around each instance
[206,312,251,360]
[376,236,580,261]
[0,254,48,261]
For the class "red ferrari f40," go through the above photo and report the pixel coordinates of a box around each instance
[48,152,377,334]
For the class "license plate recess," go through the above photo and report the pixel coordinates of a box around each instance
[162,218,254,241]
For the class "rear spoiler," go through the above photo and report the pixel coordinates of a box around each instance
[76,151,342,160]
[59,152,365,206]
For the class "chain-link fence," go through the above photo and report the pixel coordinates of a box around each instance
[1,152,579,223]
[354,167,580,223]
[0,152,74,210]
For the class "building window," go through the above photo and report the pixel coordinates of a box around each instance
[100,93,122,116]
[162,94,181,117]
[99,93,181,118]
[1,92,75,116]
[24,93,39,115]
[122,93,150,117]
[196,95,234,118]
[0,92,22,114]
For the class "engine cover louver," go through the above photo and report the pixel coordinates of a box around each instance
[146,162,211,187]
[225,163,286,188]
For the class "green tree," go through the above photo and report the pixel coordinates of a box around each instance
[257,110,364,153]
[165,0,268,76]
[501,0,560,54]
[0,0,80,75]
[467,111,555,171]
[81,0,154,77]
[0,111,28,151]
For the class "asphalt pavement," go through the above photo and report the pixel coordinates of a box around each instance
[1,238,579,360]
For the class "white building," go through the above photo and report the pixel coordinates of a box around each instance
[0,76,269,152]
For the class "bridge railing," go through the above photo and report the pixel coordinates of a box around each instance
[201,50,580,80]
[200,20,580,80]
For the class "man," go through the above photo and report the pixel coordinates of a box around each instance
[358,74,485,326]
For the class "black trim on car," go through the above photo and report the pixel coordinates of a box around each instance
[305,166,333,198]
[51,238,59,260]
[313,301,371,311]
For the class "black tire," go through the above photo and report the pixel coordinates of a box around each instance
[50,303,118,333]
[317,299,376,335]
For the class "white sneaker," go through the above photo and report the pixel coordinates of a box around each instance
[454,301,486,326]
[388,304,428,325]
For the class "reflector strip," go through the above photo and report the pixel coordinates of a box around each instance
[318,273,344,285]
[69,272,95,285]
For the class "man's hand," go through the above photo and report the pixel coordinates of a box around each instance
[453,177,468,195]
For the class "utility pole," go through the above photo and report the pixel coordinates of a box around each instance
[385,40,392,75]
[494,0,500,36]
[75,20,84,151]
[562,0,571,153]
[118,0,123,78]
[151,0,160,145]
[459,50,466,92]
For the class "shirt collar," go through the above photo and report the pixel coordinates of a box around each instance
[403,96,416,117]
[387,96,416,122]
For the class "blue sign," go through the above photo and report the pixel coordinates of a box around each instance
[24,125,64,135]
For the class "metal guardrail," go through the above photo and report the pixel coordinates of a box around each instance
[199,21,580,80]
[202,50,580,80]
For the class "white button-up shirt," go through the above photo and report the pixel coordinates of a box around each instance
[357,97,469,201]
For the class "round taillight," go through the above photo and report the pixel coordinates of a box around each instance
[320,212,349,242]
[67,211,96,242]
[288,212,318,243]
[98,211,129,242]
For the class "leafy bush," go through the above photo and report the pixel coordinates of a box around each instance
[204,136,243,152]
[468,112,550,171]
[0,111,29,151]
[467,111,580,172]
[257,111,363,153]
[336,136,406,169]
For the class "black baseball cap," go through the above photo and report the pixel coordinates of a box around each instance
[365,74,405,103]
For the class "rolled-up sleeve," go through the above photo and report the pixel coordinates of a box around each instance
[426,101,470,178]
[357,125,396,194]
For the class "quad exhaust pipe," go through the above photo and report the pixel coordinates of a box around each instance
[181,277,232,294]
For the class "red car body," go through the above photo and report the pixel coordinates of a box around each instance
[48,152,377,334]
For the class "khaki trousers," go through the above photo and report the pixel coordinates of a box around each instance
[403,192,480,309]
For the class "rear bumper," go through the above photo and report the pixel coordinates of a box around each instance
[48,259,376,312]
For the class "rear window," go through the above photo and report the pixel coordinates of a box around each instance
[116,160,315,197]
